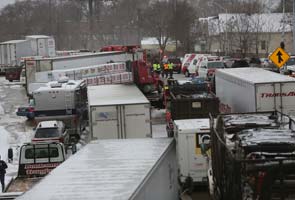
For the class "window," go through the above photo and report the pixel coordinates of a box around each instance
[25,147,59,159]
[261,40,266,50]
[35,128,60,138]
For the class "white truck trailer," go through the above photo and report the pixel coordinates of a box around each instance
[216,67,295,115]
[16,138,178,200]
[25,51,132,93]
[25,35,56,57]
[88,84,152,139]
[0,40,31,72]
[174,119,211,189]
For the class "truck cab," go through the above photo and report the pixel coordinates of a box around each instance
[3,142,65,196]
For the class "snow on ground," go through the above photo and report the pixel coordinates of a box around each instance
[0,104,4,115]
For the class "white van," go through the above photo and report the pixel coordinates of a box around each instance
[185,54,211,77]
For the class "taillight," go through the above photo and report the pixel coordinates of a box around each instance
[59,137,64,143]
[28,107,34,112]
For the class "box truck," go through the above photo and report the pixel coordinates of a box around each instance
[174,118,211,190]
[88,84,152,139]
[216,67,295,115]
[16,138,178,200]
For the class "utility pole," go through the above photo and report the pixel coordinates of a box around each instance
[174,0,177,56]
[293,0,295,54]
[88,0,94,50]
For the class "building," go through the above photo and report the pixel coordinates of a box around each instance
[205,13,293,57]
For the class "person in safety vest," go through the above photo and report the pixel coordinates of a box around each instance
[168,62,174,78]
[156,63,161,74]
[164,62,169,78]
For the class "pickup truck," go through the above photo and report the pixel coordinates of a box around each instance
[16,106,35,120]
[1,142,66,198]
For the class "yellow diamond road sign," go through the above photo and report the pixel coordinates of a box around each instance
[269,47,290,68]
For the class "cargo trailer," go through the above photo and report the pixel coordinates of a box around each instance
[16,138,178,200]
[216,67,295,115]
[88,84,152,139]
[0,40,31,68]
[25,51,132,93]
[174,119,211,187]
[25,35,56,57]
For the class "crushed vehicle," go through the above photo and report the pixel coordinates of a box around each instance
[209,111,295,200]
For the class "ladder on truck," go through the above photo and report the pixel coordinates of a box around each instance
[64,85,72,115]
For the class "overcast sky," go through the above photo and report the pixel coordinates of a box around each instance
[0,0,15,9]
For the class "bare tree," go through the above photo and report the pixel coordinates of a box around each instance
[141,0,173,58]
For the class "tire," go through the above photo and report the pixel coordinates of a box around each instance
[185,70,190,77]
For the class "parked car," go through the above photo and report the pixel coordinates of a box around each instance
[16,106,35,120]
[32,121,70,148]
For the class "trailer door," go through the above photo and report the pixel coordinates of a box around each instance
[91,106,119,139]
[187,132,210,182]
[256,82,295,115]
[123,104,151,138]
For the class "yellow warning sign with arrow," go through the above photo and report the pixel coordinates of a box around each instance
[269,47,290,68]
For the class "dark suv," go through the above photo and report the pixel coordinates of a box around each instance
[231,59,249,68]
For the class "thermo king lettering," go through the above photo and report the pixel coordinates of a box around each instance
[261,92,295,98]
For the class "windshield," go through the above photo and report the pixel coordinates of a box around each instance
[35,128,60,138]
[286,57,295,66]
[207,62,225,69]
[25,147,60,159]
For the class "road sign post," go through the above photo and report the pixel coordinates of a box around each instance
[269,47,290,68]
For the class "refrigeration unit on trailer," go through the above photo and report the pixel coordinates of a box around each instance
[32,79,87,138]
[216,67,295,115]
[88,84,152,139]
[17,138,178,200]
[174,119,211,188]
[25,51,132,92]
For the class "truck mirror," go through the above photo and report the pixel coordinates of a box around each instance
[8,148,13,163]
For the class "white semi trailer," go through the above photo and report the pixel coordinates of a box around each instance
[216,67,295,115]
[16,138,178,200]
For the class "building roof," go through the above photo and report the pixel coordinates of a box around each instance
[17,138,174,200]
[208,13,292,36]
[88,84,149,106]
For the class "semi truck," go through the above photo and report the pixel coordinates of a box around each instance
[88,84,152,140]
[16,138,178,200]
[25,51,134,94]
[215,67,295,115]
[209,111,295,200]
[0,35,55,78]
[1,142,66,199]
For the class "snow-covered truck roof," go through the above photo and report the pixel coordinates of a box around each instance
[33,79,85,93]
[0,40,26,44]
[88,84,150,106]
[216,67,295,84]
[17,138,174,200]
